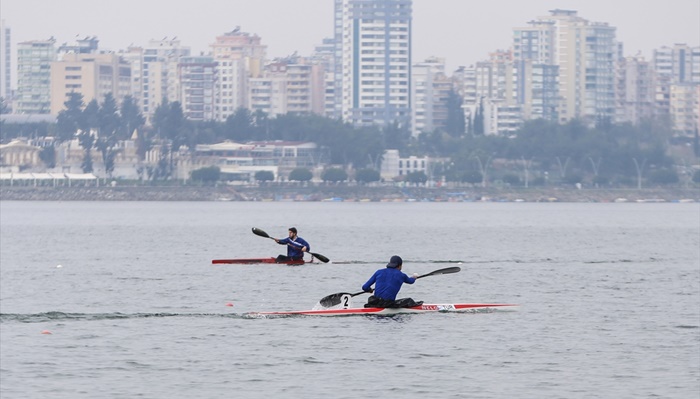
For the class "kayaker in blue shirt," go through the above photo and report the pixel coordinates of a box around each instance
[362,255,423,308]
[274,227,310,262]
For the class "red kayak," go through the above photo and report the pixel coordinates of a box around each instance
[212,258,307,265]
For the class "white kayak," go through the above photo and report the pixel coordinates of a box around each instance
[246,303,519,317]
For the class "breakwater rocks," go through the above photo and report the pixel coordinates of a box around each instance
[1,184,698,203]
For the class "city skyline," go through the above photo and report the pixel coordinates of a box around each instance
[1,0,698,81]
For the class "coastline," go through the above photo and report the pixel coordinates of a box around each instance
[1,184,698,203]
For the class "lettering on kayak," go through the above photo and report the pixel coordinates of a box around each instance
[420,304,456,311]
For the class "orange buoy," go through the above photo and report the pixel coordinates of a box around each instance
[41,330,52,334]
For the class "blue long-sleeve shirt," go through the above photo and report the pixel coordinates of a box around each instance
[362,267,416,301]
[277,236,310,259]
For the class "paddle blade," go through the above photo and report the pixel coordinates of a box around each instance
[310,252,330,263]
[319,292,347,307]
[319,291,366,308]
[252,227,270,239]
[418,266,461,279]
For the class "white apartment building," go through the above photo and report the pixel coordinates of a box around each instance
[310,38,337,119]
[532,9,617,124]
[210,29,266,121]
[334,0,412,128]
[380,149,430,180]
[411,57,454,137]
[652,44,700,131]
[0,20,11,100]
[513,20,559,121]
[249,59,324,117]
[123,38,190,121]
[16,38,56,114]
[178,56,216,121]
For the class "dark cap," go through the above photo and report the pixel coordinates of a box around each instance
[289,227,297,234]
[386,255,403,268]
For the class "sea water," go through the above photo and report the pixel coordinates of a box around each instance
[1,201,698,398]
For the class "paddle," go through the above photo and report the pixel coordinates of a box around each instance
[318,266,462,308]
[252,227,330,263]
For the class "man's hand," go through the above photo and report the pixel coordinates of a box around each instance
[412,273,419,279]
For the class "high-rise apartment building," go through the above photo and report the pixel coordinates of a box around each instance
[530,10,617,124]
[411,57,451,136]
[178,56,216,121]
[653,44,700,84]
[249,57,324,118]
[123,38,190,120]
[310,38,337,119]
[513,20,559,122]
[210,28,266,121]
[0,20,11,101]
[334,0,412,127]
[615,54,654,125]
[16,38,56,114]
[49,52,132,115]
[652,44,700,133]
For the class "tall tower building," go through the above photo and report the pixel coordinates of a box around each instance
[16,38,56,114]
[532,10,617,124]
[310,38,337,119]
[124,38,190,121]
[0,20,11,101]
[411,57,452,137]
[210,28,267,121]
[178,55,216,121]
[513,19,559,121]
[334,0,412,128]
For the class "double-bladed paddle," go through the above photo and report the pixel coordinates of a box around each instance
[318,266,462,308]
[252,227,330,263]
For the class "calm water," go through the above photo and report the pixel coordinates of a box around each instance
[1,201,699,398]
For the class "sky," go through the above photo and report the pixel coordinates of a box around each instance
[2,0,699,78]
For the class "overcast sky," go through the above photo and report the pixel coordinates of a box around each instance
[2,0,698,74]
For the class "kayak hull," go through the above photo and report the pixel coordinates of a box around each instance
[212,258,305,265]
[247,303,519,317]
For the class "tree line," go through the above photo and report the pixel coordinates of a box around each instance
[1,91,698,186]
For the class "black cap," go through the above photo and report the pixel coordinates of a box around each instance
[289,227,297,234]
[386,255,403,268]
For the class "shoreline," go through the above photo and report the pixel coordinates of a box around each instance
[1,185,698,203]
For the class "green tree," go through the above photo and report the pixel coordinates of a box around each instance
[406,171,428,184]
[225,107,255,142]
[355,168,380,184]
[77,98,100,173]
[445,89,465,137]
[255,170,275,182]
[321,167,348,183]
[191,166,220,184]
[119,95,145,138]
[288,168,313,182]
[55,92,85,143]
[39,147,56,168]
[96,93,121,177]
[648,168,679,185]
